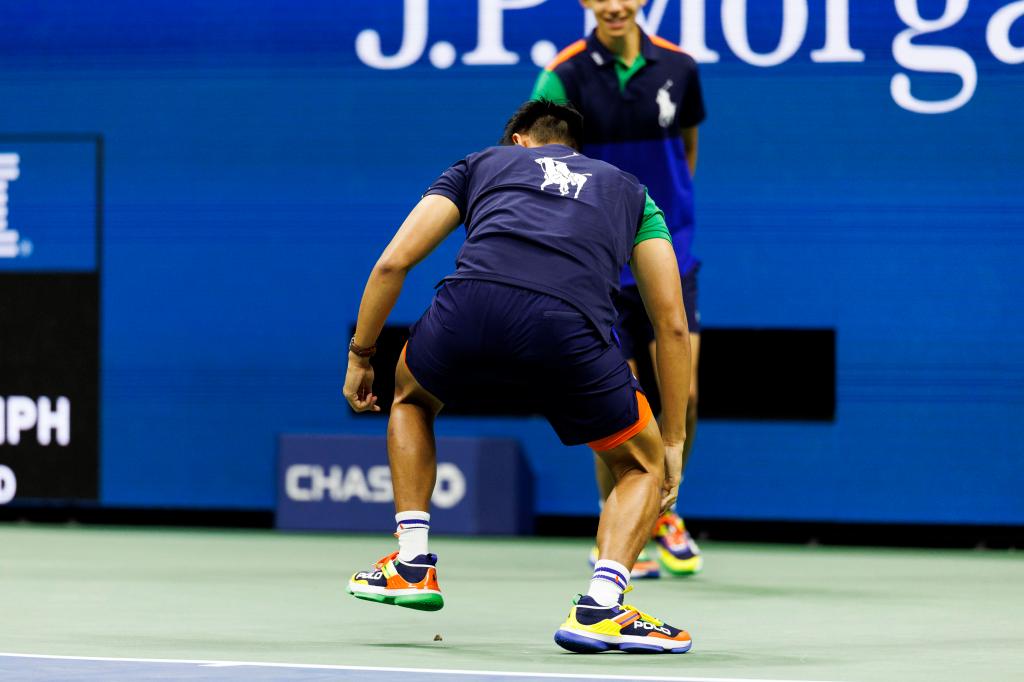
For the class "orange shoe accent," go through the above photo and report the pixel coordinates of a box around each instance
[386,568,439,591]
[617,612,641,627]
[650,629,691,641]
[376,552,440,592]
[653,512,685,540]
[545,39,587,71]
[401,566,439,592]
[632,556,661,577]
[374,551,399,569]
[588,391,653,452]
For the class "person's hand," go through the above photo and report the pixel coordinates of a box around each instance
[660,441,684,514]
[344,354,380,412]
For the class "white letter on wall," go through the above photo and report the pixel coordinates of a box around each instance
[355,0,429,69]
[464,0,546,65]
[0,465,16,505]
[722,0,808,67]
[286,465,315,502]
[811,0,864,62]
[681,0,720,62]
[36,397,71,446]
[987,1,1024,64]
[5,396,36,446]
[431,463,467,509]
[638,0,671,35]
[891,0,976,114]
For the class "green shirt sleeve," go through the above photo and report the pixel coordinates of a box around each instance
[634,189,672,246]
[531,69,569,104]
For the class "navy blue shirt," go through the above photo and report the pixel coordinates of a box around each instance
[534,30,705,282]
[425,144,650,342]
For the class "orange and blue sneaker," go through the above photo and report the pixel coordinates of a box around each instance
[554,592,692,654]
[346,551,443,611]
[589,546,660,579]
[653,512,703,576]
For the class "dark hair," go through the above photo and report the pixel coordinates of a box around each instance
[500,99,584,151]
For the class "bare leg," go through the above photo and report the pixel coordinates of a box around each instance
[346,349,446,612]
[593,357,641,504]
[388,348,444,512]
[557,417,694,654]
[595,333,700,513]
[598,333,700,503]
[593,418,665,569]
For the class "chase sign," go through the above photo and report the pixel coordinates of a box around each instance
[277,434,533,535]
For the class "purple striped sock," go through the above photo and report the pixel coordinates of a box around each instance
[395,511,430,561]
[588,558,629,606]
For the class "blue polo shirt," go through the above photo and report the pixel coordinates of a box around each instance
[424,143,669,342]
[532,30,705,283]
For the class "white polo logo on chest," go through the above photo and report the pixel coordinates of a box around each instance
[656,79,676,128]
[535,155,592,199]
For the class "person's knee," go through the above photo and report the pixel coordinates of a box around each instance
[634,425,665,477]
[599,421,664,483]
[392,370,418,406]
[607,457,663,492]
[394,351,443,414]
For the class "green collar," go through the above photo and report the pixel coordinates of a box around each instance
[613,53,646,93]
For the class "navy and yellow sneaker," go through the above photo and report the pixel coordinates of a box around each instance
[589,546,660,579]
[346,551,443,611]
[653,512,703,576]
[554,593,692,654]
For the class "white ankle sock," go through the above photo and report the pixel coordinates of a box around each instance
[588,559,629,606]
[395,511,430,561]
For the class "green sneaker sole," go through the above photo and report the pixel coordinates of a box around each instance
[347,586,444,611]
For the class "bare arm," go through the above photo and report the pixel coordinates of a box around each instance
[344,194,461,412]
[631,238,691,510]
[681,126,698,178]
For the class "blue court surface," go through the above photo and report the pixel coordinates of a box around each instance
[0,654,838,682]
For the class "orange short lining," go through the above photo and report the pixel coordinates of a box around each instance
[399,341,416,382]
[588,391,653,452]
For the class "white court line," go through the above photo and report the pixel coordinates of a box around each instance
[0,652,841,682]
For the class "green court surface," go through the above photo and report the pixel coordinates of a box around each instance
[1,524,1021,681]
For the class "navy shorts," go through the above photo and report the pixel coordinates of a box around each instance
[405,279,643,446]
[615,264,700,361]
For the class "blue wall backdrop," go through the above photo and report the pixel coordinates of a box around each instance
[0,0,1021,523]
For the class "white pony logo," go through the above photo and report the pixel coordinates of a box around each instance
[656,79,676,128]
[535,156,591,199]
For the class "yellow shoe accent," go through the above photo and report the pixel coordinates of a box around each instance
[562,608,624,637]
[656,545,703,575]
